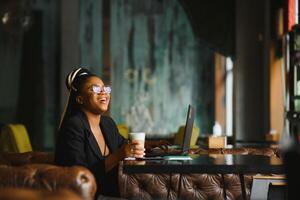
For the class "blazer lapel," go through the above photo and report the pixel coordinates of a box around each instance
[100,119,113,153]
[78,111,103,160]
[87,130,103,160]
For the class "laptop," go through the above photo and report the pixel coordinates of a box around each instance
[144,104,195,158]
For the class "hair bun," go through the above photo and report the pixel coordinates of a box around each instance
[65,67,91,91]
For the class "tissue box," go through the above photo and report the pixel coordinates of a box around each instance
[208,136,226,148]
[265,134,280,142]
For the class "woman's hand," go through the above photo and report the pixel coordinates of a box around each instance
[106,141,144,172]
[123,141,145,158]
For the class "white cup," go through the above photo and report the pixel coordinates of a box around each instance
[129,132,145,148]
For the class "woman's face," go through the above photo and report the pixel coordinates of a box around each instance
[77,76,111,114]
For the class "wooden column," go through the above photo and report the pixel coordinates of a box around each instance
[235,0,270,142]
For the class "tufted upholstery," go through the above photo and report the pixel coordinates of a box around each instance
[190,147,280,157]
[119,171,179,200]
[0,164,96,200]
[119,163,253,200]
[119,147,279,200]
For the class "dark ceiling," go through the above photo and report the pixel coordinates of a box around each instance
[179,0,235,57]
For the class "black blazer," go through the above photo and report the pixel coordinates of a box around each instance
[55,110,125,197]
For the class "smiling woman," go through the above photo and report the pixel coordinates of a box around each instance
[75,76,111,117]
[54,67,146,198]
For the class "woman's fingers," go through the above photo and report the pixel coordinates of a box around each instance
[132,144,144,150]
[132,146,145,158]
[123,144,133,157]
[128,143,145,158]
[130,141,140,145]
[133,150,145,158]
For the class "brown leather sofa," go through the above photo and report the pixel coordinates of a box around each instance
[118,147,280,200]
[0,188,83,200]
[0,152,96,200]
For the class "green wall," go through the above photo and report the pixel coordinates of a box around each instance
[110,0,214,137]
[79,0,103,75]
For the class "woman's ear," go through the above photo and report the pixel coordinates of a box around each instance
[76,96,84,105]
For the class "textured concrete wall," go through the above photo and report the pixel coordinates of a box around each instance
[110,0,214,137]
[79,0,103,75]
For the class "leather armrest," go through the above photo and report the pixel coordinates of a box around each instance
[0,164,96,200]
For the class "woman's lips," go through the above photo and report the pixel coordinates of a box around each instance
[98,96,109,104]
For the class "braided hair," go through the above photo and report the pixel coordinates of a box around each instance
[59,67,96,128]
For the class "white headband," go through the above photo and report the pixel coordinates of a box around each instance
[67,68,88,91]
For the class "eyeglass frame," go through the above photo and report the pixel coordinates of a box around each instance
[89,84,112,94]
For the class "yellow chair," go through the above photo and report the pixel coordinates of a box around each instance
[174,126,200,148]
[0,124,32,153]
[117,124,129,139]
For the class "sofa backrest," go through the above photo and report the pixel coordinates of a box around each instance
[191,147,280,157]
[0,151,54,165]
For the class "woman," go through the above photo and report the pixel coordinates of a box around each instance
[55,68,146,198]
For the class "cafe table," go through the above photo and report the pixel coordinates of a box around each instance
[123,154,284,200]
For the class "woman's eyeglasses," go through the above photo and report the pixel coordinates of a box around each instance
[90,85,112,94]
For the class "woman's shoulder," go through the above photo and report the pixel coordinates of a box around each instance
[60,112,87,130]
[101,115,116,126]
[100,115,120,134]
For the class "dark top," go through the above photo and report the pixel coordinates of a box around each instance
[55,110,126,197]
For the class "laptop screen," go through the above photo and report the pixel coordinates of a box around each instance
[181,104,195,153]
